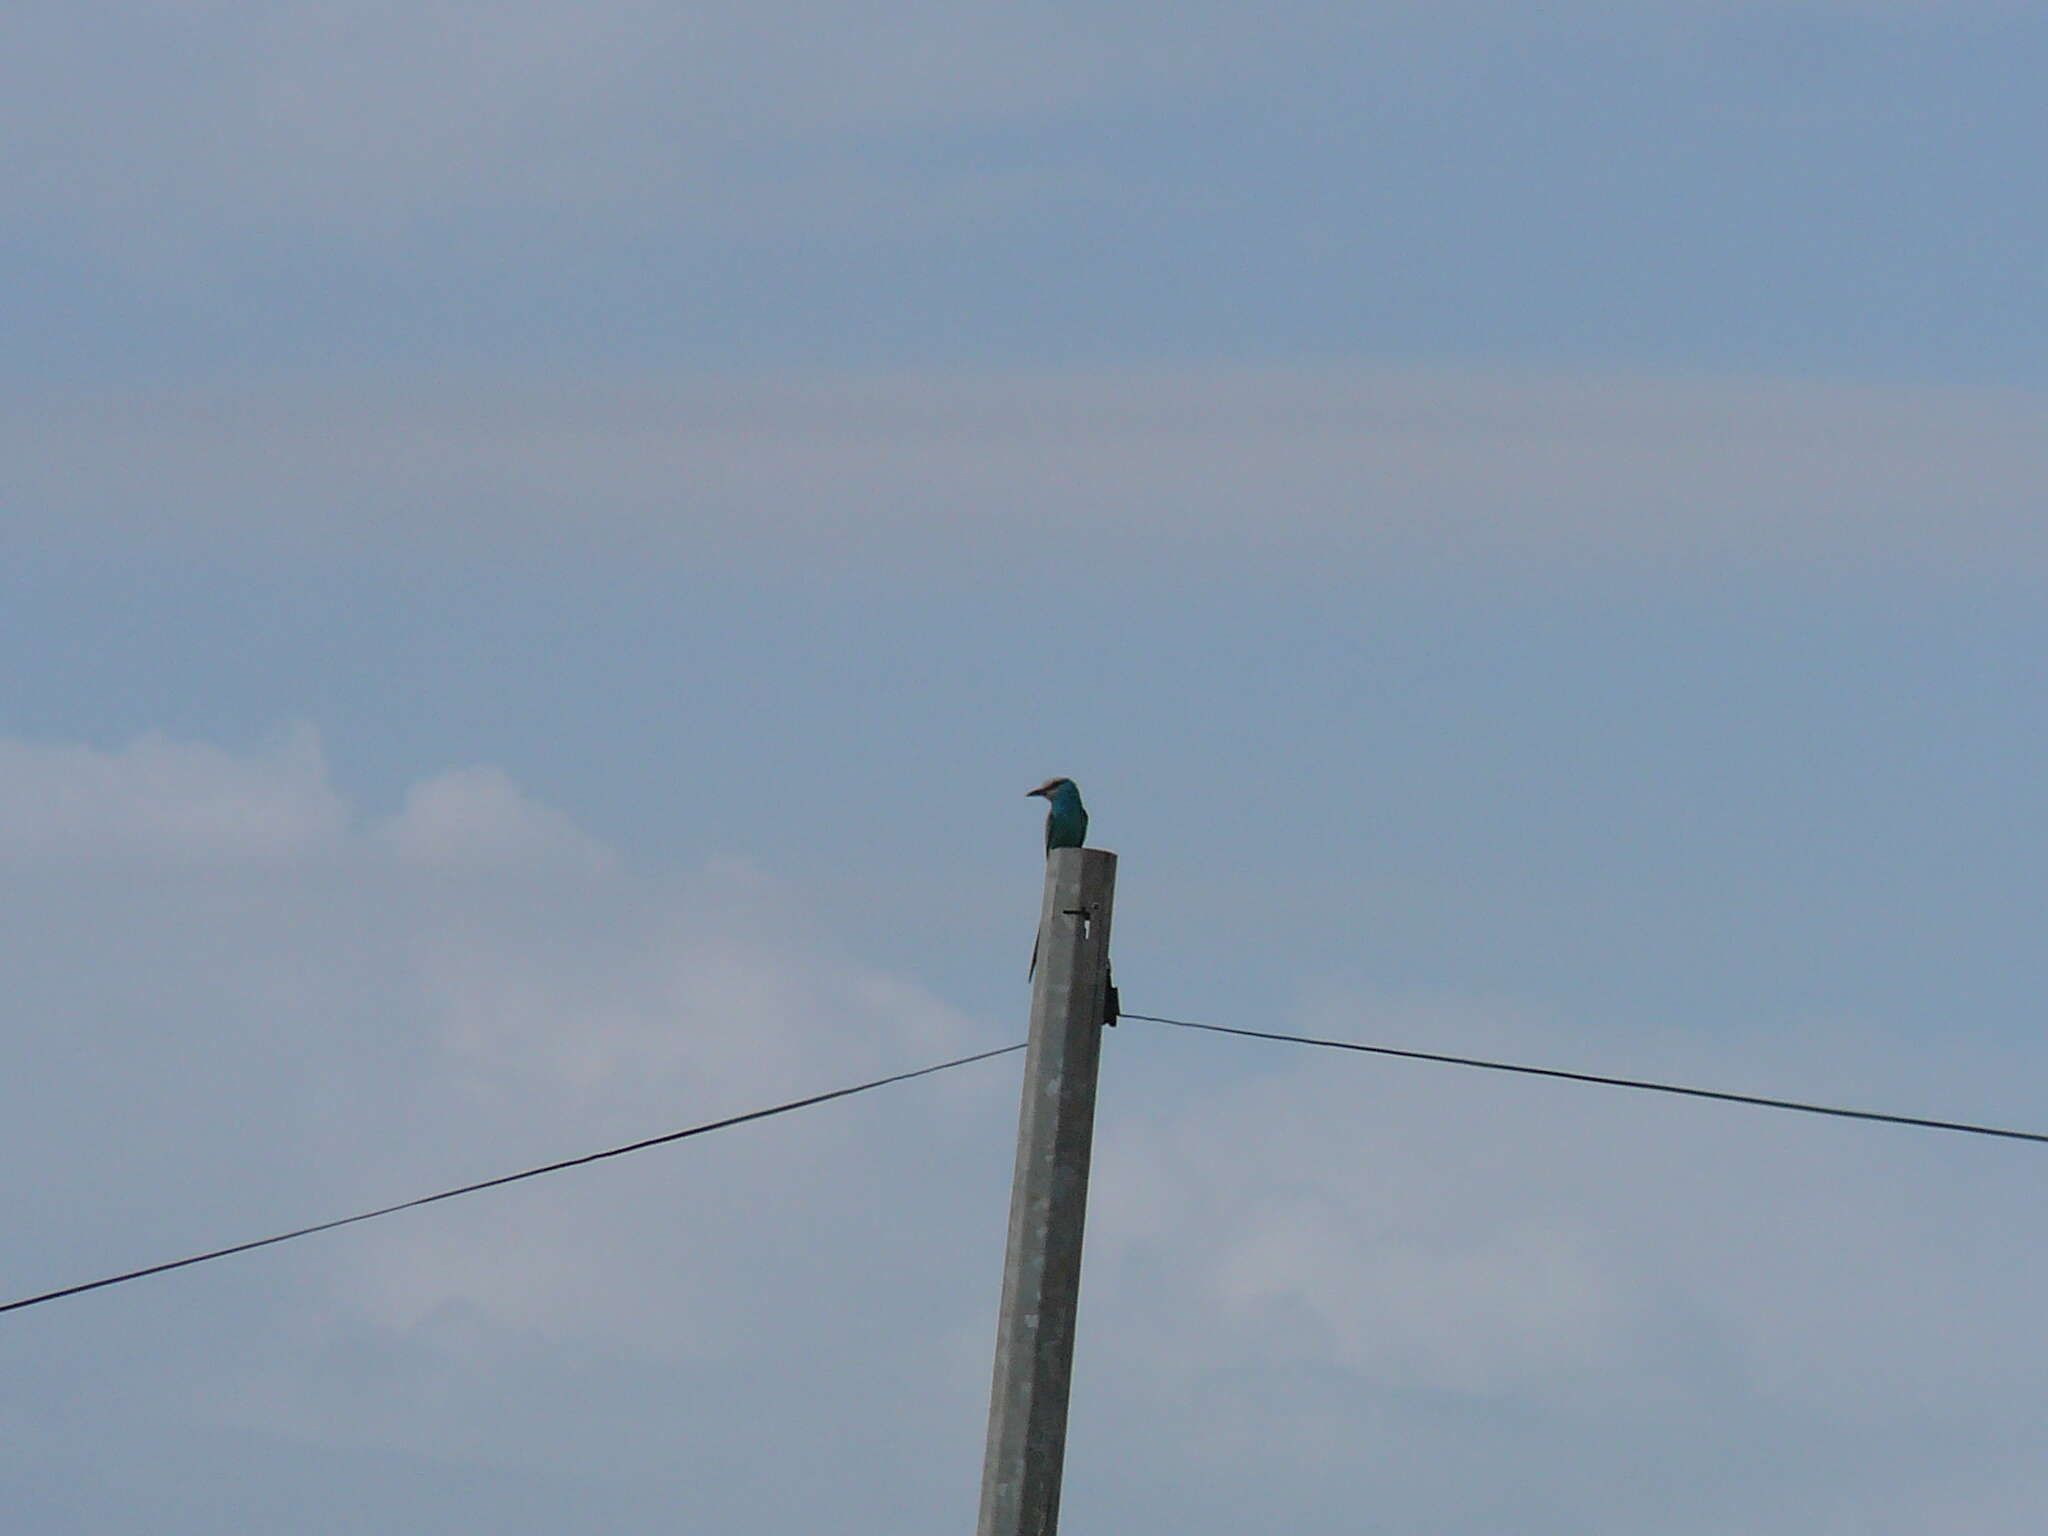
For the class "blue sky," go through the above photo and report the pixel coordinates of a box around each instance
[7,3,2048,1532]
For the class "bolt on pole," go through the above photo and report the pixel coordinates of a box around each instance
[976,845,1117,1536]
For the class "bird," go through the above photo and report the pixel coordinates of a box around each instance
[1026,778,1088,980]
[1027,776,1088,853]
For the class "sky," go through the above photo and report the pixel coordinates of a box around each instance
[5,2,2048,1530]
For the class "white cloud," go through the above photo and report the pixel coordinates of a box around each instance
[383,766,613,872]
[0,725,345,858]
[1092,992,2048,1439]
[7,729,2048,1531]
[0,730,993,1354]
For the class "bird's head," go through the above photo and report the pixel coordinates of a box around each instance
[1027,777,1075,800]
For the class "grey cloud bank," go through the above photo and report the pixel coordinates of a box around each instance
[8,3,2044,388]
[6,3,1957,235]
[12,366,2048,578]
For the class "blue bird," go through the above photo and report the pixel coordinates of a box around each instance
[1027,776,1088,853]
[1026,778,1088,980]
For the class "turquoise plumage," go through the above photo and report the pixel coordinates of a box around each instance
[1025,778,1089,980]
[1027,777,1088,852]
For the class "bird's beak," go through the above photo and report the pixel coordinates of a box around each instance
[1025,787,1046,798]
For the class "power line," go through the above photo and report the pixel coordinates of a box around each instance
[0,1041,1024,1318]
[1125,1012,2048,1147]
[21,1006,2038,1323]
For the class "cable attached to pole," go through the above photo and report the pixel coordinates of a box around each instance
[1,1042,1024,1318]
[1126,1012,2048,1147]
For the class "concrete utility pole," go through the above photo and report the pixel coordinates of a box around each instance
[976,845,1117,1536]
